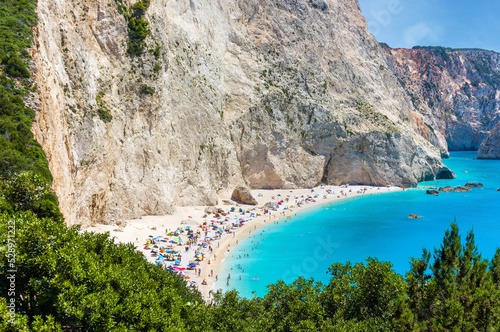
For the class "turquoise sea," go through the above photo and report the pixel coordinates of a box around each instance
[215,151,500,298]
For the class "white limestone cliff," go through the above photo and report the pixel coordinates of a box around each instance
[32,0,453,225]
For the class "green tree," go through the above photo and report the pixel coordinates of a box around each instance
[3,55,30,78]
[263,277,329,331]
[322,258,406,324]
[395,223,500,331]
[0,212,205,331]
[0,172,62,222]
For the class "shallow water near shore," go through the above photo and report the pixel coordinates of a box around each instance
[215,151,500,298]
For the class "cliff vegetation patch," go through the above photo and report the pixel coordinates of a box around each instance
[116,0,151,57]
[0,0,53,183]
[0,0,62,228]
[96,91,112,122]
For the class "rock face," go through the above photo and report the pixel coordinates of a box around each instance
[231,187,258,205]
[478,122,500,159]
[384,46,500,153]
[33,0,453,225]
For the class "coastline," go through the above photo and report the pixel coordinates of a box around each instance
[203,186,401,299]
[85,185,401,300]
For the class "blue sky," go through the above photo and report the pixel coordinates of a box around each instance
[358,0,500,52]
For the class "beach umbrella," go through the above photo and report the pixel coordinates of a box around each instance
[189,262,197,267]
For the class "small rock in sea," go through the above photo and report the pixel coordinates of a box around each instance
[439,186,453,192]
[497,188,500,192]
[465,183,483,188]
[426,190,439,195]
[451,186,472,193]
[409,214,423,219]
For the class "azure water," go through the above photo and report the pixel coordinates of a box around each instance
[215,151,500,298]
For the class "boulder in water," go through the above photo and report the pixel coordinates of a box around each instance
[426,190,439,195]
[451,186,472,193]
[465,183,483,188]
[439,186,453,192]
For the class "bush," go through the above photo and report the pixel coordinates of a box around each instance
[0,211,204,331]
[97,108,113,122]
[4,55,29,78]
[119,0,151,57]
[0,171,63,222]
[140,84,155,95]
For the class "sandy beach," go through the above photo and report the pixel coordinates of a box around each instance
[85,185,401,300]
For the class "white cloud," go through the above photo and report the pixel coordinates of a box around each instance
[403,22,440,47]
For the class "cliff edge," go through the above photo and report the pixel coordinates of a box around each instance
[32,0,453,225]
[384,46,500,153]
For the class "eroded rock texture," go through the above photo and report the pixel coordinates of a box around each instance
[478,122,500,159]
[384,46,500,154]
[33,0,451,224]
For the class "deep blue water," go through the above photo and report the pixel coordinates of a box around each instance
[216,152,500,297]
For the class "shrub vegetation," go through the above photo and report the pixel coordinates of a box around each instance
[116,0,151,56]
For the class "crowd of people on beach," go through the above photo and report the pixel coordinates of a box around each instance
[136,185,380,295]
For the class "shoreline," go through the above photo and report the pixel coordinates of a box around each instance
[202,186,401,299]
[84,185,401,300]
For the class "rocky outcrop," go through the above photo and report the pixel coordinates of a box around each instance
[384,46,500,153]
[204,207,218,214]
[427,190,439,195]
[439,186,453,192]
[231,187,258,205]
[33,0,453,225]
[465,183,484,188]
[452,186,472,193]
[478,122,500,159]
